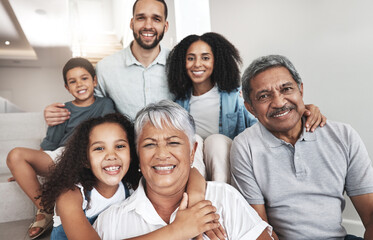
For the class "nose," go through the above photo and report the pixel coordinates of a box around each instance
[194,57,202,67]
[144,18,153,29]
[76,79,83,87]
[105,150,117,161]
[155,145,170,160]
[271,92,286,108]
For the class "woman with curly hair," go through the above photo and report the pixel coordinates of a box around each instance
[167,32,326,183]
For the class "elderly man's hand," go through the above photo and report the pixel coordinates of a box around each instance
[304,104,327,132]
[44,102,71,126]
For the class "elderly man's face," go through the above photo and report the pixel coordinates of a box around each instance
[137,122,196,195]
[245,67,305,136]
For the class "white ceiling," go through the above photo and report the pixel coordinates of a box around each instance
[0,0,124,68]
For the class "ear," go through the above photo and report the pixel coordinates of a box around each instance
[130,18,134,31]
[65,84,70,91]
[299,83,304,97]
[93,76,98,87]
[190,141,198,166]
[244,101,257,117]
[164,21,169,33]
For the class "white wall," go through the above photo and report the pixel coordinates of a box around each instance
[210,0,373,157]
[0,66,72,112]
[209,0,373,235]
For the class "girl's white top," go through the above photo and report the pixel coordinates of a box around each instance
[53,181,129,227]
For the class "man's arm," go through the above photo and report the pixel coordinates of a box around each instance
[350,193,373,239]
[44,103,70,126]
[251,204,279,240]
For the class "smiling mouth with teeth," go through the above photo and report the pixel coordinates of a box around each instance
[104,166,121,171]
[153,165,176,171]
[273,110,290,118]
[78,90,87,94]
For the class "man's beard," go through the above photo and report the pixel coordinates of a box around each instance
[133,26,165,50]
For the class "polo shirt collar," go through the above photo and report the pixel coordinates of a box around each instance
[258,117,316,148]
[124,42,167,67]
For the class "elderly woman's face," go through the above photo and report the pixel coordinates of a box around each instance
[137,122,196,195]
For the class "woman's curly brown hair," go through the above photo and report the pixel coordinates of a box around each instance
[166,32,242,100]
[40,113,141,214]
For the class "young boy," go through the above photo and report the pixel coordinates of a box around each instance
[6,57,115,239]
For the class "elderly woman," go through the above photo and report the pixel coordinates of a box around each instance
[94,100,273,240]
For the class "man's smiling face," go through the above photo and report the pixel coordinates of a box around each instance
[245,66,306,136]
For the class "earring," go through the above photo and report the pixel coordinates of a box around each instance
[190,163,194,168]
[138,168,141,172]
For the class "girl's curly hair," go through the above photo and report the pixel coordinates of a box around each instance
[40,113,141,214]
[166,32,242,100]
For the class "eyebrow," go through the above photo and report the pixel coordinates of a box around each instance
[135,13,162,19]
[90,139,128,146]
[255,81,294,95]
[142,136,181,141]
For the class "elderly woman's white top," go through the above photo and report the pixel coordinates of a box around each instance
[94,178,272,239]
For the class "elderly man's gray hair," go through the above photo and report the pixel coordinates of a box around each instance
[134,100,196,149]
[242,55,302,105]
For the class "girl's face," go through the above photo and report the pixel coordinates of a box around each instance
[185,40,214,87]
[88,122,131,194]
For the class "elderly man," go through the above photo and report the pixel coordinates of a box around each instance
[94,100,273,240]
[230,55,373,240]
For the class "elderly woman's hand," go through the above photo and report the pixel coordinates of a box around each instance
[170,193,226,240]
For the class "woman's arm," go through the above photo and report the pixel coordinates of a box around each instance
[303,104,327,132]
[186,168,206,207]
[186,168,227,240]
[57,188,101,240]
[125,193,222,240]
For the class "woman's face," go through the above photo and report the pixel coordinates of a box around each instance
[88,122,131,192]
[185,40,214,87]
[137,122,196,196]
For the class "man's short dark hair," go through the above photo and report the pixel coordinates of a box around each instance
[132,0,168,20]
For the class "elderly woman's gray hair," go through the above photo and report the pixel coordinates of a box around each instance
[242,55,302,105]
[134,100,196,148]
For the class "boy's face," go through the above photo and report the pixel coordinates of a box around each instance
[65,67,97,106]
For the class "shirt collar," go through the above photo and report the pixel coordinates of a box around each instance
[124,178,168,226]
[258,117,317,148]
[124,42,168,67]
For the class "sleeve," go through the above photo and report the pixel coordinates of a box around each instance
[230,135,265,204]
[217,184,273,239]
[40,123,67,151]
[94,61,106,98]
[99,97,116,116]
[93,210,112,240]
[345,126,373,196]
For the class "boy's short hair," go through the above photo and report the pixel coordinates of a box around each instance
[63,58,96,85]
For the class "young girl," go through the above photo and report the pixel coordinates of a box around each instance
[41,113,225,240]
[167,32,326,183]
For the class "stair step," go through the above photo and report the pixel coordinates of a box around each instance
[0,173,36,223]
[0,218,51,240]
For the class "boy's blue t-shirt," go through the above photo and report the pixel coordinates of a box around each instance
[40,97,115,151]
